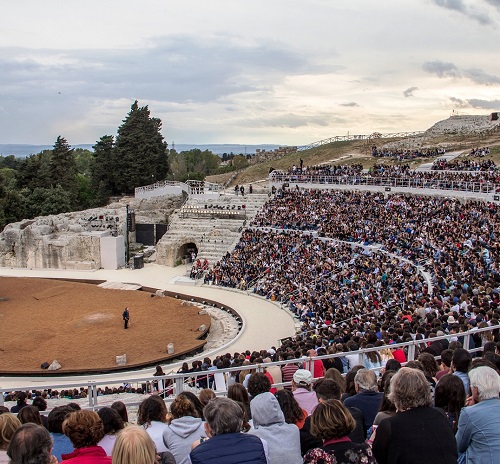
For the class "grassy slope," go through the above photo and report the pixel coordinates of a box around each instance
[205,131,500,187]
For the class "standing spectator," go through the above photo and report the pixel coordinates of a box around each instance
[343,369,383,435]
[372,368,457,464]
[190,397,268,464]
[7,423,56,464]
[455,366,500,463]
[292,370,318,416]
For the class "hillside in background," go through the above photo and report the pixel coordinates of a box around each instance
[207,114,500,186]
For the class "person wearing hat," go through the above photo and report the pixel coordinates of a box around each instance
[292,370,318,416]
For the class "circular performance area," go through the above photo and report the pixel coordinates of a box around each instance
[0,277,211,375]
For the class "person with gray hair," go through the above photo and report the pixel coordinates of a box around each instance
[7,423,57,464]
[372,367,457,464]
[343,368,382,434]
[455,366,500,463]
[190,397,269,464]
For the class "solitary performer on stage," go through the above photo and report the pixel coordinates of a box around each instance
[122,307,130,329]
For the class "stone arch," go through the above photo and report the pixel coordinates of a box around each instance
[177,242,198,264]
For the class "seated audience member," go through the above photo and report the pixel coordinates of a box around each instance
[275,389,307,430]
[436,349,454,380]
[32,396,49,429]
[434,374,466,432]
[190,397,269,464]
[0,413,22,462]
[292,369,318,416]
[303,400,376,464]
[112,425,174,464]
[341,365,365,402]
[97,407,125,456]
[324,368,346,394]
[372,367,458,464]
[343,369,383,435]
[303,349,326,378]
[198,389,216,408]
[10,392,28,414]
[110,401,130,426]
[162,394,205,464]
[227,383,252,420]
[247,372,272,399]
[249,392,302,464]
[301,378,365,456]
[61,410,111,463]
[7,423,56,464]
[47,406,74,461]
[452,348,472,395]
[17,406,43,427]
[372,371,397,427]
[137,396,169,453]
[455,366,500,463]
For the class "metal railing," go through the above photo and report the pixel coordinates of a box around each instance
[1,325,495,410]
[297,131,425,151]
[134,180,189,196]
[269,173,500,194]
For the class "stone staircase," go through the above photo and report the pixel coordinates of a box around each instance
[155,193,269,267]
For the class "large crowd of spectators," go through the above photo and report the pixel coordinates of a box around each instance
[2,345,499,463]
[431,158,497,172]
[3,160,500,462]
[371,146,446,160]
[270,160,500,192]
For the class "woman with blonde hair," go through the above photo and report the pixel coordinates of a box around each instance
[0,413,21,463]
[112,425,175,464]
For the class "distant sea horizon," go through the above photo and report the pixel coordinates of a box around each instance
[0,143,288,158]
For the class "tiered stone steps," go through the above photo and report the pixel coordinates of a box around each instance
[155,193,269,267]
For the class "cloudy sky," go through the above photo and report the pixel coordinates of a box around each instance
[2,0,500,147]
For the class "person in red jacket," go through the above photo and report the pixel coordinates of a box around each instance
[61,410,111,463]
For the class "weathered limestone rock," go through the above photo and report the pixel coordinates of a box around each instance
[0,194,184,270]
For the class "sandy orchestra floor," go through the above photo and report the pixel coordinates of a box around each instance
[0,277,210,374]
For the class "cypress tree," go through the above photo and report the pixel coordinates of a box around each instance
[113,101,168,194]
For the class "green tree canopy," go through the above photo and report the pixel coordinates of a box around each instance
[113,101,168,193]
[49,136,77,190]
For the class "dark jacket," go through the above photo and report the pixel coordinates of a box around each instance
[343,391,383,433]
[190,432,267,464]
[372,407,457,464]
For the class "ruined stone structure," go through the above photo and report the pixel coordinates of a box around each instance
[0,195,184,270]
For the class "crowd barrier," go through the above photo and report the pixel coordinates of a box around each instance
[1,325,495,410]
[270,174,500,194]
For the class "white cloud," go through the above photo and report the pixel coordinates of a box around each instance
[1,0,500,144]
